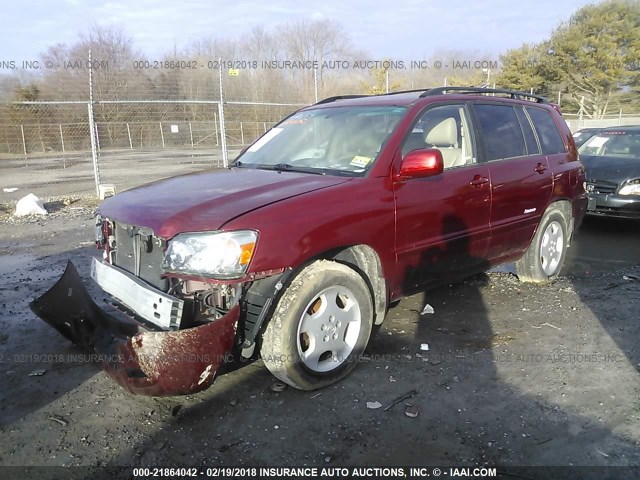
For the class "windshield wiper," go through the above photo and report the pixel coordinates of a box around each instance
[259,163,326,175]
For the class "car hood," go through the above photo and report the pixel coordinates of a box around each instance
[580,155,640,184]
[99,167,351,238]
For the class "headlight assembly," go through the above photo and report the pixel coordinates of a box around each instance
[162,230,257,279]
[618,180,640,196]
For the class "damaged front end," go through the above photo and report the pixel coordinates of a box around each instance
[29,217,254,396]
[30,261,239,396]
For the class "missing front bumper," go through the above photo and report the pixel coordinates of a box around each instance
[30,261,239,396]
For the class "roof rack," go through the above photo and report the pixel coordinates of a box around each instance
[419,87,549,104]
[315,87,549,105]
[314,94,370,105]
[315,89,428,105]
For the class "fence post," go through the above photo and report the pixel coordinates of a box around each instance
[59,124,65,153]
[159,122,165,148]
[189,121,194,148]
[214,112,219,145]
[579,96,585,129]
[240,122,244,145]
[619,109,623,126]
[88,49,101,196]
[94,122,101,151]
[126,122,133,149]
[20,125,27,157]
[59,124,66,169]
[313,66,319,102]
[218,60,228,167]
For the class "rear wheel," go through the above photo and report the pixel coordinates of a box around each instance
[516,206,569,284]
[261,260,373,390]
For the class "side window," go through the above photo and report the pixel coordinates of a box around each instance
[402,104,476,169]
[526,107,566,154]
[515,107,540,155]
[474,104,526,160]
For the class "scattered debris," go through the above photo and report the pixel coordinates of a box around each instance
[3,187,18,193]
[171,404,182,416]
[270,382,287,392]
[324,456,332,463]
[532,322,562,331]
[623,274,639,281]
[420,343,430,351]
[229,399,239,406]
[596,449,610,458]
[310,392,323,399]
[384,389,418,411]
[404,405,421,418]
[29,368,47,377]
[436,327,454,335]
[218,440,242,453]
[389,375,397,383]
[366,401,383,409]
[15,194,48,217]
[420,303,435,315]
[47,415,68,426]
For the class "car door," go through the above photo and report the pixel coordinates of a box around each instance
[472,103,553,261]
[393,103,492,296]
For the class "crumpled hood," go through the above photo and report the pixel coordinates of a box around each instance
[99,167,351,238]
[581,155,640,184]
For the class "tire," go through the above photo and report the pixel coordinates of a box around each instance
[516,206,570,284]
[261,260,374,390]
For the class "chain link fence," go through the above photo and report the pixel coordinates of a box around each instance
[0,99,302,198]
[2,54,640,199]
[563,113,640,132]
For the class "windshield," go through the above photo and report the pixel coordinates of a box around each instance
[579,131,640,157]
[235,105,407,175]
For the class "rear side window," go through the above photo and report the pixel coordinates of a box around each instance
[515,107,540,155]
[526,107,566,154]
[474,104,526,160]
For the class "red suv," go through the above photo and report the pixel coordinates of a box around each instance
[32,87,588,396]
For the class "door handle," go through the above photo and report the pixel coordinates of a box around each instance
[535,163,547,174]
[469,175,490,187]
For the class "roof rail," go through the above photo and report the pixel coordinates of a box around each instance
[314,94,370,105]
[378,88,432,96]
[419,87,549,104]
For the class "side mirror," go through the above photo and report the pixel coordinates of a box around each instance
[398,148,444,180]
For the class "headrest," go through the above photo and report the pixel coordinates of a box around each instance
[425,118,458,147]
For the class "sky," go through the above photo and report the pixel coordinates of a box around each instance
[2,0,596,63]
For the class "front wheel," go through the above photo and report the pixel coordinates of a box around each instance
[516,207,569,284]
[261,260,374,390]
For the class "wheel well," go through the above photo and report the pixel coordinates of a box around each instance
[547,199,573,244]
[327,245,388,325]
[242,245,388,351]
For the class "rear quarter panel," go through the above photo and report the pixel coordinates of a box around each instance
[548,112,588,230]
